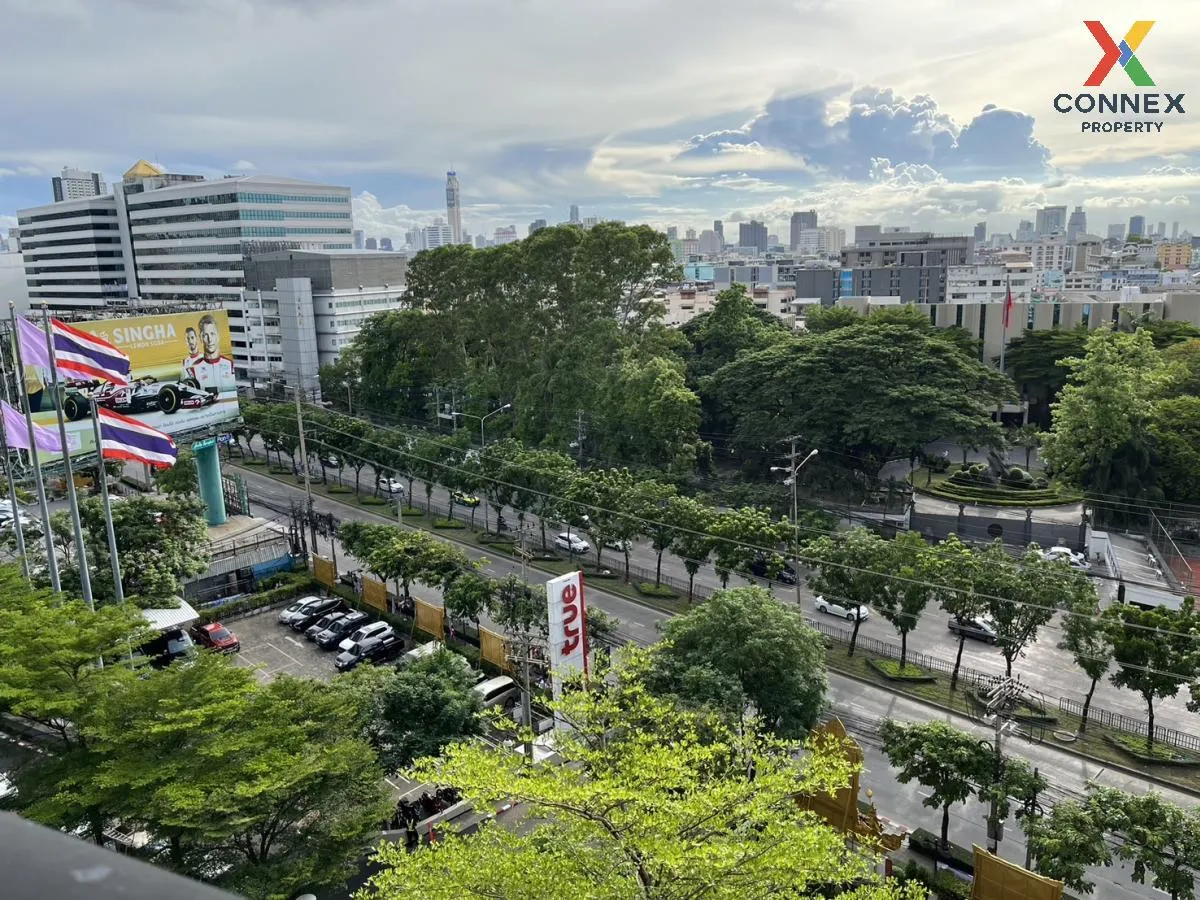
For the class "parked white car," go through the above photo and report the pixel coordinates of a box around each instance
[338,620,393,652]
[278,596,325,626]
[377,477,406,495]
[0,771,17,801]
[555,532,591,554]
[1041,546,1088,569]
[814,596,871,622]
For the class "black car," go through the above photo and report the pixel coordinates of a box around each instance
[335,633,404,672]
[315,611,369,649]
[305,611,346,641]
[289,597,343,631]
[749,555,798,585]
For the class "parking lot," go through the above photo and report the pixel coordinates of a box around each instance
[230,603,389,683]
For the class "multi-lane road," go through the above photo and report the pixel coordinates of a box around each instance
[234,463,1193,900]
[233,456,1196,731]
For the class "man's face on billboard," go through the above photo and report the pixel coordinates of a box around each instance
[201,321,219,357]
[186,328,199,356]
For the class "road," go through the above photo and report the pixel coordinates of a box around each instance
[233,452,1198,732]
[236,467,1186,900]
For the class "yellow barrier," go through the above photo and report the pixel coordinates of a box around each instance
[313,556,336,588]
[362,576,388,612]
[479,627,510,673]
[970,847,1063,900]
[414,599,444,639]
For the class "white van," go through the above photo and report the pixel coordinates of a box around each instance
[474,675,519,709]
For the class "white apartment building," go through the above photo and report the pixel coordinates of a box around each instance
[417,219,453,250]
[657,285,796,327]
[1001,236,1071,272]
[52,167,106,202]
[493,225,519,245]
[15,195,131,309]
[947,260,1033,306]
[794,226,846,257]
[241,250,407,396]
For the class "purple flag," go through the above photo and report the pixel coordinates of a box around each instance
[15,316,52,371]
[2,399,62,453]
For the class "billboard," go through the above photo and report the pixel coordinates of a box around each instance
[546,571,589,704]
[21,311,240,462]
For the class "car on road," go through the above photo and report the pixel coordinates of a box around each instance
[319,454,341,469]
[603,537,633,553]
[0,771,17,802]
[376,476,406,495]
[288,597,343,631]
[339,620,394,652]
[947,614,997,643]
[814,596,870,622]
[305,611,345,641]
[554,532,590,554]
[749,555,798,584]
[451,490,480,507]
[188,622,240,653]
[335,633,404,672]
[315,611,369,649]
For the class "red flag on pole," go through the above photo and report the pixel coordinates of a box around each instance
[1002,281,1013,330]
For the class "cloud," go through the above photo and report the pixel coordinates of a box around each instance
[679,87,1050,180]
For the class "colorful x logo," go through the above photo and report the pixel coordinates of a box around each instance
[1084,21,1155,87]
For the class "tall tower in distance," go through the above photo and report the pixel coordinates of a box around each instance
[446,171,463,245]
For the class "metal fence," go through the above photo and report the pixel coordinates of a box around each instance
[1058,697,1200,753]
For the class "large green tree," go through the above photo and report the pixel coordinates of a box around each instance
[710,319,1011,473]
[647,586,827,737]
[1058,595,1113,732]
[805,527,889,657]
[871,530,937,670]
[708,506,784,588]
[363,648,903,900]
[1004,327,1089,427]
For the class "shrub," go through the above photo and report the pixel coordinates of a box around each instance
[359,496,387,506]
[326,485,351,494]
[635,582,679,598]
[433,519,465,529]
[1034,476,1050,489]
[908,827,975,874]
[1106,732,1200,765]
[923,454,951,473]
[868,659,936,682]
[197,573,318,623]
[1000,466,1035,488]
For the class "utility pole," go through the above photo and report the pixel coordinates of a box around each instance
[294,374,317,555]
[512,523,536,763]
[575,410,586,463]
[981,676,1021,854]
[773,436,818,607]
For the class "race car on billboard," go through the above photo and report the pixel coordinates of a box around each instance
[61,377,217,421]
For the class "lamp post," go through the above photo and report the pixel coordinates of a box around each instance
[453,403,512,448]
[771,446,818,606]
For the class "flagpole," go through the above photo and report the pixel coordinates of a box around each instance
[39,303,93,610]
[999,272,1011,374]
[0,421,29,582]
[10,302,60,592]
[89,403,124,604]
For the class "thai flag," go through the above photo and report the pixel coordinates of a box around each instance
[97,407,177,469]
[51,318,131,385]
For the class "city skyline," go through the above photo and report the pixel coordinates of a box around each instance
[2,1,1198,244]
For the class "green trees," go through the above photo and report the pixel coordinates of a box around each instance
[975,544,1057,677]
[1057,596,1113,732]
[925,534,985,689]
[153,448,198,495]
[648,586,827,737]
[710,318,1011,473]
[668,496,715,601]
[1004,327,1089,427]
[805,527,890,657]
[879,719,993,849]
[1104,599,1200,753]
[365,649,901,900]
[871,531,937,670]
[709,506,784,588]
[1024,798,1114,894]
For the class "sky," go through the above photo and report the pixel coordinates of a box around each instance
[1,0,1199,245]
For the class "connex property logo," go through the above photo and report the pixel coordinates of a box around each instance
[1053,20,1185,135]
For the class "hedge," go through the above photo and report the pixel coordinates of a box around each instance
[197,573,320,623]
[1104,732,1200,766]
[636,582,680,599]
[868,658,937,683]
[433,519,466,529]
[908,827,975,874]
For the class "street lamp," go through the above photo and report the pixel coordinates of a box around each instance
[771,448,818,606]
[453,403,512,448]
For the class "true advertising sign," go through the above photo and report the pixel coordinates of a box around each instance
[545,571,590,705]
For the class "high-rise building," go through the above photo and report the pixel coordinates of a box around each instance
[1016,220,1036,241]
[738,220,768,253]
[353,229,364,250]
[666,226,678,240]
[697,229,722,255]
[1035,205,1067,236]
[581,216,599,230]
[1066,207,1087,242]
[713,220,723,244]
[1106,223,1125,241]
[685,228,696,240]
[528,219,547,236]
[1172,221,1180,240]
[365,237,378,250]
[569,204,580,224]
[421,218,453,250]
[18,160,352,319]
[51,166,106,202]
[379,237,393,252]
[494,225,519,244]
[789,210,818,250]
[445,171,462,245]
[1128,215,1146,239]
[973,222,986,245]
